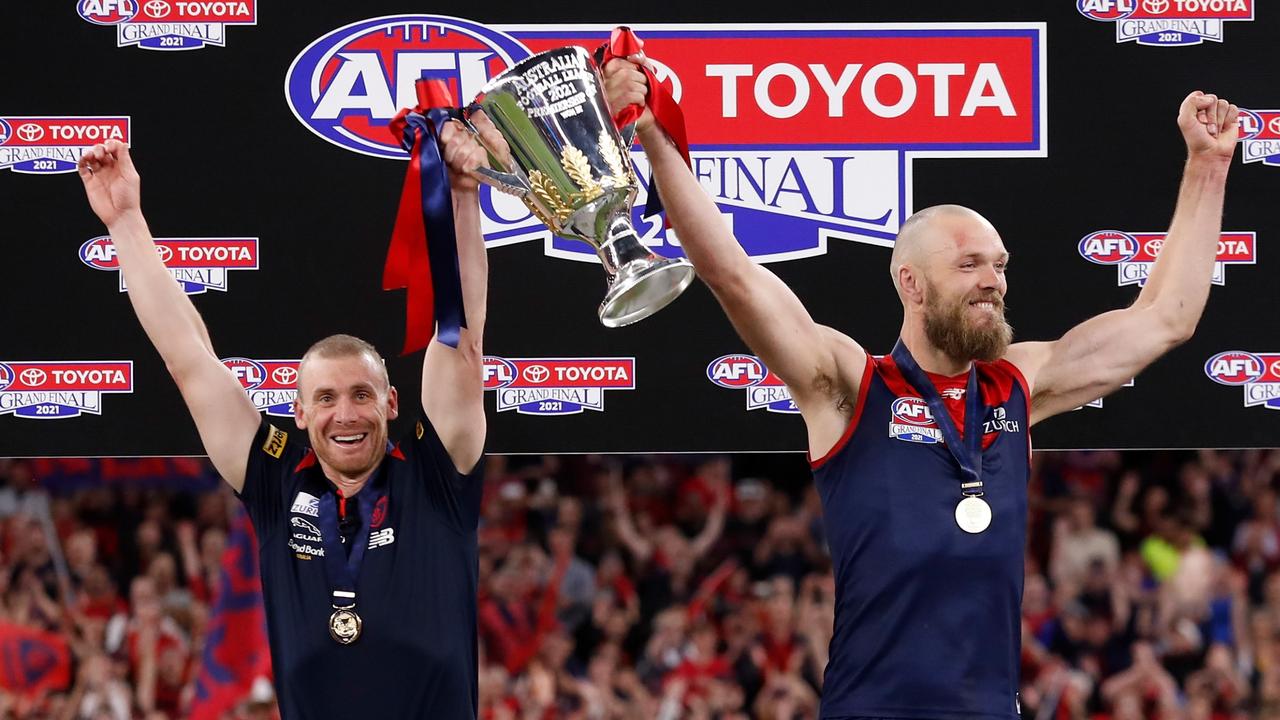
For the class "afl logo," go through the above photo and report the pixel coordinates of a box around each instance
[482,356,517,390]
[77,0,139,25]
[1078,231,1138,265]
[223,357,268,390]
[284,15,529,159]
[1204,351,1264,386]
[0,363,13,392]
[1076,0,1136,20]
[891,397,935,426]
[706,354,766,388]
[0,119,10,145]
[1238,110,1264,140]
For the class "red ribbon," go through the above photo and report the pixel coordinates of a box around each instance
[599,26,691,169]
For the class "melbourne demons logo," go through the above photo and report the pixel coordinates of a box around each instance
[0,117,130,175]
[482,356,634,415]
[77,0,255,50]
[0,361,133,419]
[889,396,942,444]
[80,236,259,294]
[221,358,300,417]
[287,17,1045,263]
[1077,0,1253,46]
[1079,230,1255,286]
[1205,351,1280,410]
[706,354,797,414]
[1237,110,1280,166]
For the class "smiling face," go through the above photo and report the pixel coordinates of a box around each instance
[294,348,398,483]
[894,206,1014,363]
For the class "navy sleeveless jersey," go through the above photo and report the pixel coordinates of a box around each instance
[237,410,483,720]
[811,354,1031,719]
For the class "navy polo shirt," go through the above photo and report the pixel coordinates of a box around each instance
[237,410,483,719]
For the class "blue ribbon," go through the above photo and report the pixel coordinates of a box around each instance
[399,109,466,349]
[891,340,985,494]
[316,475,386,608]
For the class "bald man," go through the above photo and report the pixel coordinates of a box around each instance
[605,57,1238,719]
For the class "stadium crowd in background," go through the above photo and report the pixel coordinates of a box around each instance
[0,449,1275,719]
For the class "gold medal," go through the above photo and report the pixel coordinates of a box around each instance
[329,607,362,644]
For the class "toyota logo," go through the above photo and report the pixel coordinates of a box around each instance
[16,124,44,142]
[1143,238,1164,257]
[273,366,298,386]
[20,368,47,387]
[144,0,170,17]
[1271,360,1280,378]
[523,365,550,384]
[1143,0,1169,14]
[156,245,174,263]
[1268,117,1280,136]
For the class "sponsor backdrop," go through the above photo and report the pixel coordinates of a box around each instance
[0,0,1272,456]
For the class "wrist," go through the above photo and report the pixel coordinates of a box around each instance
[106,209,147,235]
[1184,153,1232,178]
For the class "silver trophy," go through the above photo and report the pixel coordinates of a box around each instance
[466,46,695,327]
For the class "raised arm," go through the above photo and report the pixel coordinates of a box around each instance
[1006,91,1238,425]
[78,141,260,491]
[604,57,866,455]
[420,117,502,474]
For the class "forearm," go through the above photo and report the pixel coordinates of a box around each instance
[108,212,218,375]
[453,189,488,341]
[1136,157,1231,338]
[637,125,752,288]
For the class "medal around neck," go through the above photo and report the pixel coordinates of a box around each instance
[955,496,992,534]
[329,607,362,644]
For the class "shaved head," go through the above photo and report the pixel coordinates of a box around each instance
[890,205,996,292]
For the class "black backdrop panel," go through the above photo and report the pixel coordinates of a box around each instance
[0,1,1274,456]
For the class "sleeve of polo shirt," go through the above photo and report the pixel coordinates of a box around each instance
[406,405,485,533]
[235,419,302,542]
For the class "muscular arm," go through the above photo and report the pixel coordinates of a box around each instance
[1006,92,1238,425]
[79,142,259,491]
[612,60,866,455]
[421,118,497,474]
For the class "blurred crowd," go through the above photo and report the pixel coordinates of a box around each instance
[0,448,1276,719]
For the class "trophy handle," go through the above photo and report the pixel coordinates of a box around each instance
[458,106,530,196]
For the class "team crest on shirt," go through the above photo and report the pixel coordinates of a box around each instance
[889,397,941,444]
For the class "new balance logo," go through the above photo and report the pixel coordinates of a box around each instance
[368,528,395,549]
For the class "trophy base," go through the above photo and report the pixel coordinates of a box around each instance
[598,257,696,328]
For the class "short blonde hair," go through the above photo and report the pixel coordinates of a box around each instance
[298,334,389,391]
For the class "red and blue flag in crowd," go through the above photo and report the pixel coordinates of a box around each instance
[190,504,272,719]
[0,622,70,696]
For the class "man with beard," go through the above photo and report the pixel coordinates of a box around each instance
[77,116,504,719]
[604,56,1238,719]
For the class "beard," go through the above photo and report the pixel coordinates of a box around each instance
[923,281,1013,362]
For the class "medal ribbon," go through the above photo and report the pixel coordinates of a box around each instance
[890,340,985,496]
[385,78,467,355]
[316,480,384,611]
[595,26,691,221]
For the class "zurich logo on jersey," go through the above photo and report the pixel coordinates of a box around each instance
[285,15,529,159]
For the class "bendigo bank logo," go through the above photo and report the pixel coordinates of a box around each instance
[482,356,634,415]
[78,0,256,50]
[80,236,259,294]
[706,354,797,414]
[287,17,1045,265]
[1078,230,1255,287]
[1077,0,1253,46]
[222,358,300,417]
[1205,351,1280,410]
[0,361,134,419]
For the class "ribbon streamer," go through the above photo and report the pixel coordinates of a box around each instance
[596,26,692,220]
[385,78,466,354]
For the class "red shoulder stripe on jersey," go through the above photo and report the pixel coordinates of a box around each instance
[294,451,317,473]
[991,358,1032,417]
[810,353,876,470]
